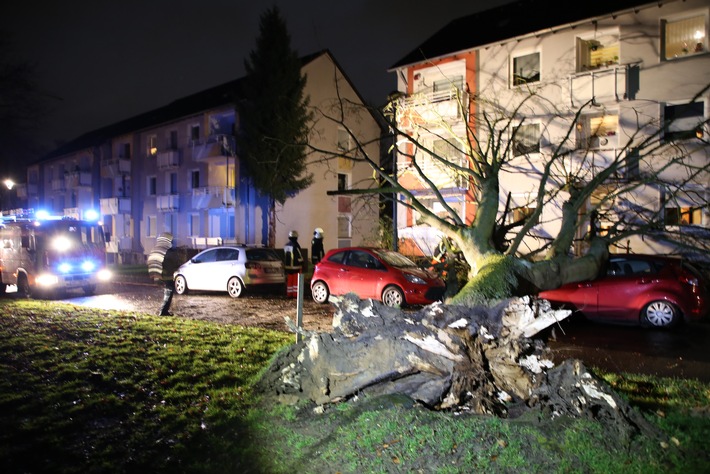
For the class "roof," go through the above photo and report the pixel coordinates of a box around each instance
[42,50,329,161]
[390,0,659,69]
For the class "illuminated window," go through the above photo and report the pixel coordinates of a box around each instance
[577,30,619,71]
[577,114,618,149]
[512,52,540,86]
[512,123,540,156]
[665,206,702,225]
[148,136,158,156]
[664,102,704,142]
[147,216,156,237]
[663,14,706,60]
[433,75,464,102]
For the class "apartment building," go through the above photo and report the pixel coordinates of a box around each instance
[389,0,710,256]
[20,50,381,263]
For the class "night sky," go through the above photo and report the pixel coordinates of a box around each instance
[3,0,509,152]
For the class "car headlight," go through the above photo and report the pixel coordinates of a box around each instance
[403,273,426,285]
[52,236,72,252]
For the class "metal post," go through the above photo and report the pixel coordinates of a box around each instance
[296,273,304,343]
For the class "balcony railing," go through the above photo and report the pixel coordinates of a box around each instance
[51,178,65,192]
[569,64,628,107]
[65,171,92,188]
[398,88,469,127]
[101,158,131,177]
[191,134,234,162]
[191,186,236,209]
[157,150,181,169]
[100,197,131,215]
[157,193,180,211]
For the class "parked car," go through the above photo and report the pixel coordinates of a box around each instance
[173,246,285,298]
[538,254,709,328]
[310,247,445,307]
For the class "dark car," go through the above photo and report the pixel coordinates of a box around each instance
[174,246,285,298]
[538,254,709,328]
[310,247,445,307]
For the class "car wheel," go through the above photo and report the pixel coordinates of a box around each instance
[382,285,404,307]
[227,277,244,298]
[311,281,330,304]
[174,275,188,295]
[642,300,679,328]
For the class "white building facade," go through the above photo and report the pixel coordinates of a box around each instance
[390,0,710,257]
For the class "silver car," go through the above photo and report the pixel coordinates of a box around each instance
[173,246,285,298]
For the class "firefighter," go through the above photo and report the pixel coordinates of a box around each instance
[283,230,304,298]
[148,232,182,316]
[311,227,325,266]
[428,237,459,300]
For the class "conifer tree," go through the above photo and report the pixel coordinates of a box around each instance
[237,7,313,247]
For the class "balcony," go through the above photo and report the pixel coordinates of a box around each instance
[191,186,236,209]
[569,65,627,107]
[100,197,131,215]
[101,158,131,177]
[65,171,92,188]
[398,88,468,128]
[157,149,181,169]
[157,193,180,211]
[191,134,234,163]
[51,178,65,192]
[106,236,133,253]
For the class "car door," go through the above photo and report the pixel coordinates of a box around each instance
[593,258,656,321]
[209,248,241,292]
[341,250,382,299]
[184,248,219,291]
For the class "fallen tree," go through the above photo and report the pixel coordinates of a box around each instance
[257,294,661,441]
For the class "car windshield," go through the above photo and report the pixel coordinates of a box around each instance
[246,248,280,261]
[375,249,418,268]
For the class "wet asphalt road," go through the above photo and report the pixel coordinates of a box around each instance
[6,281,710,382]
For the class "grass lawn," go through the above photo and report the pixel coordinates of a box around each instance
[1,299,709,473]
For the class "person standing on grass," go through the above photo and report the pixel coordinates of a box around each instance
[148,232,182,316]
[284,230,304,298]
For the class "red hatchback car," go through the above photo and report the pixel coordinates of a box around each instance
[311,247,445,307]
[538,254,709,328]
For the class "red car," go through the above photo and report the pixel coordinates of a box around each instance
[538,254,709,328]
[311,247,445,307]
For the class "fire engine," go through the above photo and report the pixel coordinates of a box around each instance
[0,210,112,297]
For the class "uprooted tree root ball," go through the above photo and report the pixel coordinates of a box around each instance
[257,294,664,442]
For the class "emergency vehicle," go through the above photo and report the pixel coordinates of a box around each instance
[0,210,112,297]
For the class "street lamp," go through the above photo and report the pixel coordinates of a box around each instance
[2,179,16,214]
[3,179,13,190]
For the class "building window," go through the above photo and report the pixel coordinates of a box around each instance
[147,176,157,196]
[120,143,131,159]
[169,172,178,194]
[512,123,540,156]
[148,136,157,156]
[665,206,702,225]
[189,214,200,236]
[433,75,464,101]
[337,215,351,239]
[664,101,705,142]
[337,127,350,151]
[147,215,156,237]
[577,114,618,149]
[190,124,200,142]
[190,170,200,189]
[663,14,706,60]
[168,130,178,150]
[512,52,540,86]
[337,173,349,191]
[576,30,619,71]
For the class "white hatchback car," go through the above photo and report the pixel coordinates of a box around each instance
[173,246,285,298]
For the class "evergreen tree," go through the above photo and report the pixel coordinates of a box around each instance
[237,7,313,247]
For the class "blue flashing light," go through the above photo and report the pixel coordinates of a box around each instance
[84,209,99,221]
[35,210,50,220]
[58,263,72,274]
